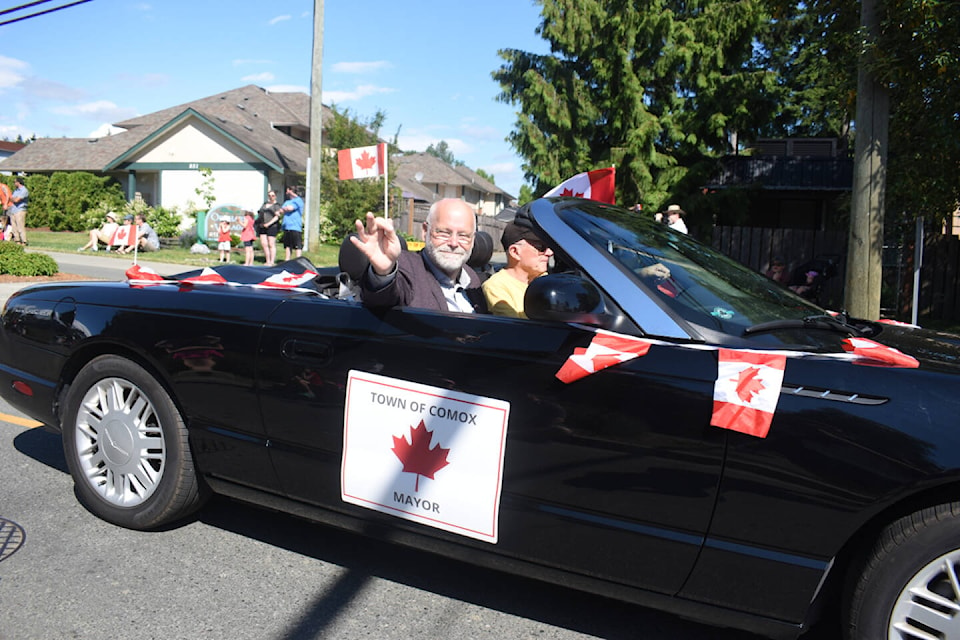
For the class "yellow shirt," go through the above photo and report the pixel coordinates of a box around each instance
[482,269,529,318]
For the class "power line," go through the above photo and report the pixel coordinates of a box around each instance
[0,0,93,26]
[0,0,59,17]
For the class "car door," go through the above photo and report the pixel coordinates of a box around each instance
[257,296,724,596]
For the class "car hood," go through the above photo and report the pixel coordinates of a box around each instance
[873,324,960,372]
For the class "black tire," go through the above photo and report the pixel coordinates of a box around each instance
[61,355,206,529]
[846,502,960,639]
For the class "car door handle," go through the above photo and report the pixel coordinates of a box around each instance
[281,338,333,365]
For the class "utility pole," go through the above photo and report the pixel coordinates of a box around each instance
[306,0,324,251]
[844,0,888,319]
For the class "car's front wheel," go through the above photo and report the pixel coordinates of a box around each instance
[846,503,960,639]
[62,355,205,529]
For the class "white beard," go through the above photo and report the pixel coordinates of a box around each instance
[425,242,469,277]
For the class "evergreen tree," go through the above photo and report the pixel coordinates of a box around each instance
[494,0,774,210]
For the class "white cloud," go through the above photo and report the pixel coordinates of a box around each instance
[331,61,391,74]
[87,123,126,138]
[266,83,309,94]
[21,77,86,101]
[482,162,516,176]
[0,57,28,90]
[49,100,138,121]
[322,84,395,103]
[242,72,275,83]
[269,14,291,25]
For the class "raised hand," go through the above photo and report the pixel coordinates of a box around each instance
[351,212,402,276]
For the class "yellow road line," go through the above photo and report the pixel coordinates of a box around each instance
[0,412,43,428]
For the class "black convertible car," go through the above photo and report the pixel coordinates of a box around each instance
[2,198,960,640]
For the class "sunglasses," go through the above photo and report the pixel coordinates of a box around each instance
[524,238,549,252]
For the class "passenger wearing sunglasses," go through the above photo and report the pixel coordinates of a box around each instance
[482,221,553,318]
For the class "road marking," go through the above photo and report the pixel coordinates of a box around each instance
[0,412,43,428]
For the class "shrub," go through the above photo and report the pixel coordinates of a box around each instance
[26,172,126,231]
[0,252,58,276]
[121,200,185,238]
[0,241,25,255]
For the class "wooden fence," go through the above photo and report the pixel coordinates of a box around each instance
[712,226,848,310]
[918,234,960,323]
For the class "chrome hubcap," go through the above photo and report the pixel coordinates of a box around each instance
[890,548,960,639]
[74,377,166,507]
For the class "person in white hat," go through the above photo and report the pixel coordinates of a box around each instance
[664,204,688,234]
[78,211,120,252]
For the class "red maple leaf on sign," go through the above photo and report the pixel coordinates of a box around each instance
[560,188,585,197]
[392,420,450,491]
[355,150,377,170]
[732,366,765,403]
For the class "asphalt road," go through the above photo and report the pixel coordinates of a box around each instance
[0,252,832,640]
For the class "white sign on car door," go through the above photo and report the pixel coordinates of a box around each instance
[341,370,511,543]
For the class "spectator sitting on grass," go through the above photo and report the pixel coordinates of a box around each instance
[77,212,119,252]
[118,213,160,254]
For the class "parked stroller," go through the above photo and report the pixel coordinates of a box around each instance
[787,257,838,305]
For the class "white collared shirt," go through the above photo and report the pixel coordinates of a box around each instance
[423,255,475,313]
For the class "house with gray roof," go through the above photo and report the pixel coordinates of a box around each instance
[4,85,515,224]
[3,85,327,213]
[393,152,513,218]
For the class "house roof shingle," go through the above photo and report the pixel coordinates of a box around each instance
[4,85,327,173]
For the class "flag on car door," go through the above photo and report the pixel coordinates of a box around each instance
[555,329,652,383]
[544,167,616,204]
[338,143,387,180]
[711,349,786,438]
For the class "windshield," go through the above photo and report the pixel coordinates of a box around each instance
[557,202,824,337]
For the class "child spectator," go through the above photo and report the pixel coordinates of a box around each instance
[217,218,232,263]
[241,210,256,266]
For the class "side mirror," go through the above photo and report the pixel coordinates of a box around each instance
[524,273,608,325]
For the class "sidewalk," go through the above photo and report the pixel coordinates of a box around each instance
[0,250,175,308]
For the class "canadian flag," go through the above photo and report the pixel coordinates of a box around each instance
[544,167,616,204]
[111,224,137,247]
[338,143,386,180]
[125,264,165,282]
[842,337,919,368]
[180,268,228,285]
[260,269,319,288]
[711,349,787,438]
[555,329,652,383]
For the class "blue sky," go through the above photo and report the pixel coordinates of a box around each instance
[0,0,549,198]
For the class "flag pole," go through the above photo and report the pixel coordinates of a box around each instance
[132,219,139,265]
[382,142,388,218]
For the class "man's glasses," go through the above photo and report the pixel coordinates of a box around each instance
[524,238,549,253]
[429,226,474,244]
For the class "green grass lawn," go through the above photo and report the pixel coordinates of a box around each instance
[24,229,341,269]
